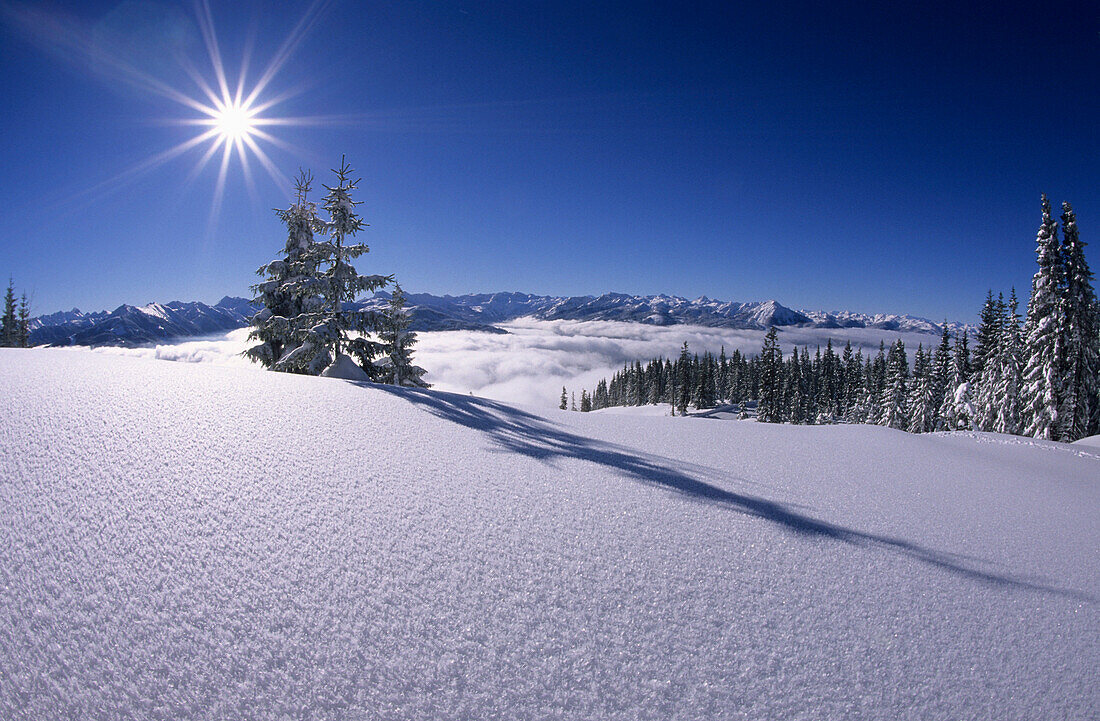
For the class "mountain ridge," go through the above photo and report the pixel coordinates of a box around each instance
[29,291,972,347]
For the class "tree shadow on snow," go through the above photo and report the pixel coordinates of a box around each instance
[368,384,1094,603]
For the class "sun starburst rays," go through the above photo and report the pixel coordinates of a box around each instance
[2,0,353,225]
[165,0,329,222]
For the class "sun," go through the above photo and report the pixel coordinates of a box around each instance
[211,102,257,142]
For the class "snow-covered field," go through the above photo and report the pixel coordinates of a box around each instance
[72,319,951,407]
[1,349,1097,720]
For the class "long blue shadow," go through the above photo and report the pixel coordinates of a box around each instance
[368,384,1094,602]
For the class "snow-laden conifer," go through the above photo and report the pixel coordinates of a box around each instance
[1,278,16,347]
[276,157,392,376]
[953,330,971,385]
[973,290,998,378]
[376,283,429,387]
[1058,202,1099,439]
[16,292,29,347]
[865,341,887,424]
[842,343,862,422]
[1021,194,1066,439]
[930,325,953,429]
[879,340,909,429]
[942,381,976,431]
[757,329,783,422]
[676,342,692,416]
[246,170,324,371]
[990,289,1024,435]
[973,294,1007,431]
[906,345,935,433]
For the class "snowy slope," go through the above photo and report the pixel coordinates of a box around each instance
[1,349,1097,721]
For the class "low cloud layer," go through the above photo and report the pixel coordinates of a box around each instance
[76,321,944,409]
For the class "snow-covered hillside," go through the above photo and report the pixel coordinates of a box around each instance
[1,349,1097,720]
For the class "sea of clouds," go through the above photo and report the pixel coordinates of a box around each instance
[71,321,944,408]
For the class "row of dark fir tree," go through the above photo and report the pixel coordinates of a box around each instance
[572,196,1099,442]
[245,157,428,386]
[0,278,31,348]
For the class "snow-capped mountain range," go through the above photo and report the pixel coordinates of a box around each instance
[28,291,970,347]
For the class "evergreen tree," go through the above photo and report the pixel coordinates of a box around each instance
[757,329,784,422]
[866,341,887,424]
[16,292,29,347]
[879,340,909,429]
[953,330,971,385]
[717,346,729,401]
[942,380,976,431]
[580,389,592,412]
[560,386,568,410]
[991,289,1023,435]
[930,324,954,430]
[695,351,717,408]
[974,294,1007,432]
[594,379,609,410]
[1021,194,1067,439]
[1059,201,1099,439]
[1,278,16,347]
[906,345,936,433]
[818,340,839,421]
[786,349,804,424]
[973,290,998,378]
[676,342,692,416]
[277,157,392,375]
[841,342,861,422]
[376,284,429,387]
[246,170,325,370]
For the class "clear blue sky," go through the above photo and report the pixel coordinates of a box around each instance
[0,0,1096,321]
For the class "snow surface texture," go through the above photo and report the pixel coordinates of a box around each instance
[1,349,1097,720]
[80,320,949,408]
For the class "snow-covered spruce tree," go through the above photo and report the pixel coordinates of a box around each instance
[277,157,392,376]
[785,348,804,424]
[991,289,1024,435]
[595,379,609,409]
[1058,202,1099,440]
[376,283,429,387]
[907,345,936,433]
[757,328,784,423]
[16,292,29,347]
[560,387,568,410]
[973,294,1007,432]
[842,342,863,423]
[973,290,998,379]
[676,342,692,416]
[953,330,971,385]
[1021,194,1067,440]
[930,324,953,429]
[865,341,887,424]
[1,278,16,347]
[942,380,976,431]
[246,170,324,371]
[879,340,909,430]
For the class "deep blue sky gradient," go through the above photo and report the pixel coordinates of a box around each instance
[1,0,1097,321]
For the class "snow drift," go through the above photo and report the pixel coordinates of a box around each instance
[0,349,1097,720]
